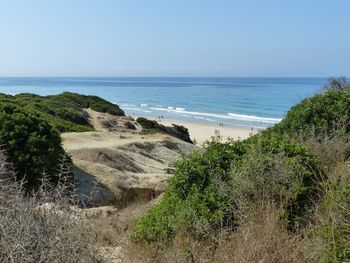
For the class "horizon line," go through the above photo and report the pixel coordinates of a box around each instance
[0,75,339,79]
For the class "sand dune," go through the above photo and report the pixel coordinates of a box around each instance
[62,110,258,207]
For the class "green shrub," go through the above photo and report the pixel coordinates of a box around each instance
[131,139,248,243]
[0,104,71,190]
[136,117,192,143]
[124,121,136,130]
[232,133,323,230]
[274,90,350,138]
[170,124,192,143]
[136,117,161,130]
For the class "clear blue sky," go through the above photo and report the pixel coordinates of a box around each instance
[0,0,349,77]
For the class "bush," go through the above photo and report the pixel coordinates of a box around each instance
[0,104,71,190]
[170,124,192,143]
[232,134,323,230]
[131,139,248,243]
[274,90,350,138]
[136,117,160,130]
[136,117,192,143]
[124,121,136,130]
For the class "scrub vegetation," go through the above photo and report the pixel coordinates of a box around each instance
[0,92,125,132]
[1,78,350,262]
[131,77,350,263]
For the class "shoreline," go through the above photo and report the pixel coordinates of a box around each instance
[149,116,260,145]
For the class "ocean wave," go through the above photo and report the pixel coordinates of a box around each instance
[176,107,186,111]
[149,107,282,124]
[140,103,148,107]
[228,113,282,123]
[123,107,151,113]
[194,116,216,122]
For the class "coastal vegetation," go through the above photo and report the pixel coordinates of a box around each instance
[274,89,350,138]
[0,92,125,132]
[131,78,350,262]
[1,78,350,262]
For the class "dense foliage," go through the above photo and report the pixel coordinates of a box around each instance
[0,104,70,190]
[131,134,322,242]
[273,90,350,138]
[132,88,350,263]
[0,92,124,132]
[233,133,322,229]
[136,117,192,143]
[131,139,247,242]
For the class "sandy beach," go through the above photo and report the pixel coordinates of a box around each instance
[155,118,259,145]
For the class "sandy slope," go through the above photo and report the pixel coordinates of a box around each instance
[62,131,170,151]
[62,109,197,207]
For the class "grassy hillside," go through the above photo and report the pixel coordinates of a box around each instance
[0,92,125,132]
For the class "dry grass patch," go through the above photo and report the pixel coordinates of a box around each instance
[0,179,103,263]
[71,148,143,173]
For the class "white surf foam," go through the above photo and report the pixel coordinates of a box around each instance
[149,107,282,124]
[228,113,282,123]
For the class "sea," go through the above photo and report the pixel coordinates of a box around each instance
[0,77,326,128]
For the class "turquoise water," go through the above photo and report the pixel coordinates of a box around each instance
[0,77,325,128]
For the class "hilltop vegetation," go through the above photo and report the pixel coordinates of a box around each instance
[136,117,192,143]
[0,92,125,132]
[274,89,350,138]
[0,92,194,144]
[0,92,195,193]
[131,78,350,262]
